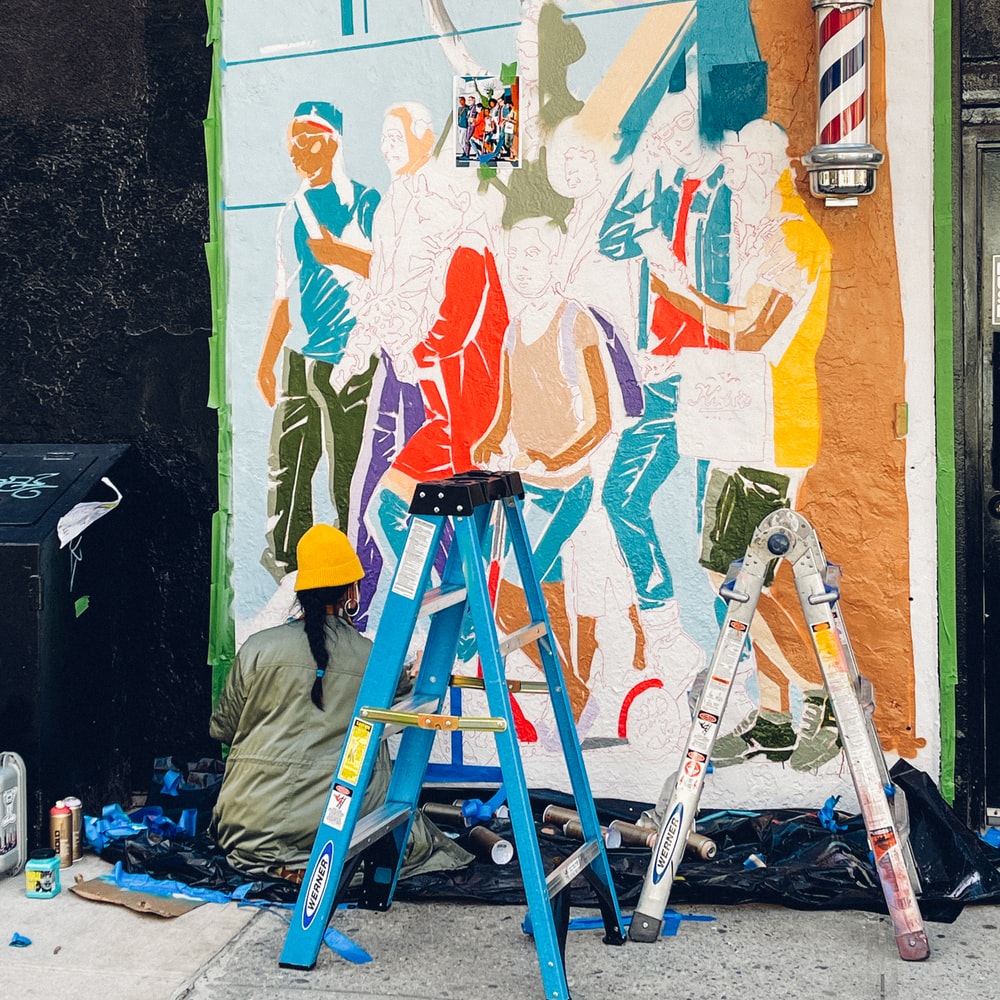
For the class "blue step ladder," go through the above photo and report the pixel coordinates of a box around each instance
[279,471,626,999]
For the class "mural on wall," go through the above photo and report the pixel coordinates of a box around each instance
[221,0,929,806]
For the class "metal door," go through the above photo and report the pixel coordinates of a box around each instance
[961,127,1000,823]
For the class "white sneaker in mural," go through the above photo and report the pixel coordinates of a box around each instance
[789,689,842,772]
[640,599,705,683]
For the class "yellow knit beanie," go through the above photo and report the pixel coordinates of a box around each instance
[294,524,364,591]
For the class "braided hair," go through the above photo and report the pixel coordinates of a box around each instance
[298,584,351,710]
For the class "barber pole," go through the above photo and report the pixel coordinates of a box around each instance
[802,0,884,205]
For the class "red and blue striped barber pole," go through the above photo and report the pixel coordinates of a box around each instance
[802,0,884,205]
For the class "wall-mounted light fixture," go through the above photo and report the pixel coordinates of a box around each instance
[802,0,884,207]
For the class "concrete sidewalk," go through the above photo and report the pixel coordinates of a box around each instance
[2,853,998,1000]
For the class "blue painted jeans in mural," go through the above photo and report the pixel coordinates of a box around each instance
[520,477,593,584]
[601,375,680,610]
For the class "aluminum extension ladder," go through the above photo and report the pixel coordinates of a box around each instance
[279,470,626,998]
[628,508,930,961]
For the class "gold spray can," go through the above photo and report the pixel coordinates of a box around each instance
[63,796,83,863]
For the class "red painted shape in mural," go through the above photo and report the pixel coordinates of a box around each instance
[394,245,508,480]
[476,537,537,742]
[618,678,665,739]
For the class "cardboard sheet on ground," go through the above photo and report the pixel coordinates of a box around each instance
[71,877,206,917]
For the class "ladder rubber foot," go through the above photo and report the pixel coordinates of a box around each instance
[279,961,316,971]
[627,910,662,943]
[896,930,930,962]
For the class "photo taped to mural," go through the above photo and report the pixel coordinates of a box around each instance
[218,0,931,808]
[455,75,521,168]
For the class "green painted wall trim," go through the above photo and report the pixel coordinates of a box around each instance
[205,0,235,706]
[933,0,957,802]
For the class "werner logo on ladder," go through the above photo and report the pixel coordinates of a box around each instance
[629,508,930,962]
[279,470,625,999]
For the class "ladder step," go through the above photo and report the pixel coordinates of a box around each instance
[421,583,467,616]
[451,674,549,695]
[360,706,507,732]
[498,622,549,657]
[347,803,412,861]
[546,839,600,898]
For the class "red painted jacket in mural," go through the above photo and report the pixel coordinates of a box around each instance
[393,244,508,479]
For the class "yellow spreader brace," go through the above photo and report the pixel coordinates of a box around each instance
[359,706,507,732]
[450,674,549,695]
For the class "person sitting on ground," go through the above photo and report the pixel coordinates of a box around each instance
[209,524,471,882]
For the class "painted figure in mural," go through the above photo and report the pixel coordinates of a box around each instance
[597,83,715,691]
[547,119,651,680]
[257,101,379,582]
[474,216,612,728]
[348,102,439,626]
[694,119,835,772]
[363,174,509,626]
[602,76,837,770]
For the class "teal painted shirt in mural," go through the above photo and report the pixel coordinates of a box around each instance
[599,163,732,305]
[292,180,379,364]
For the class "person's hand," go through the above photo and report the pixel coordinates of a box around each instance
[257,362,277,407]
[473,439,501,465]
[525,448,557,471]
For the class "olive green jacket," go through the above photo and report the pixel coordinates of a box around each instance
[209,615,471,879]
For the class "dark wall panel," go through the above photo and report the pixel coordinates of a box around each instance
[0,0,218,790]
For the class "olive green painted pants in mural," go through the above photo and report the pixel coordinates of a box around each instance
[262,347,378,581]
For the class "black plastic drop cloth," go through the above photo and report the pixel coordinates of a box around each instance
[98,759,1000,922]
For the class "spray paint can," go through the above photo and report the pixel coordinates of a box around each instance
[49,800,72,868]
[562,818,622,850]
[609,819,658,849]
[421,802,470,828]
[63,796,83,863]
[25,849,61,898]
[685,831,718,861]
[541,804,579,826]
[467,825,514,865]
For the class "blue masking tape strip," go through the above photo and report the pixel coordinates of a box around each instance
[161,769,184,796]
[322,924,373,964]
[9,933,31,948]
[179,808,198,837]
[818,795,848,833]
[109,862,233,905]
[85,804,148,851]
[980,828,1000,848]
[259,902,372,963]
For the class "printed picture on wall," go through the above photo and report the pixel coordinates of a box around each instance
[454,75,519,168]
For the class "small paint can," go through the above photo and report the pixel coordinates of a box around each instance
[25,849,61,898]
[63,796,83,863]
